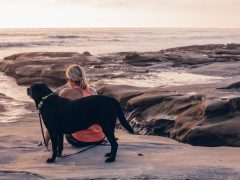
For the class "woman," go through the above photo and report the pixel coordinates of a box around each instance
[41,64,105,147]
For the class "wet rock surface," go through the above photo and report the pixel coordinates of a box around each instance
[1,44,240,146]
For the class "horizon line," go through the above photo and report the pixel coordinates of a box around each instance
[1,27,240,29]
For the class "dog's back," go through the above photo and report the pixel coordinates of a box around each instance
[58,95,133,134]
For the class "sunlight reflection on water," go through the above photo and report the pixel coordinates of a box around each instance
[101,71,225,88]
[0,72,31,102]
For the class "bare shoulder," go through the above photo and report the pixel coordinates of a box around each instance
[59,88,82,100]
[54,84,69,94]
[59,88,73,95]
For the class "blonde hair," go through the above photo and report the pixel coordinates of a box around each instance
[66,64,88,89]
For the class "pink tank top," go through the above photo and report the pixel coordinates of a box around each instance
[71,87,105,142]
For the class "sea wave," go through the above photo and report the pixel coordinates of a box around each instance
[0,41,51,48]
[0,33,46,37]
[48,35,88,39]
[84,37,125,42]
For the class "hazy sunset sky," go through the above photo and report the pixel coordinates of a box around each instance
[0,0,239,28]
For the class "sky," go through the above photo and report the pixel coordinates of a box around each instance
[0,0,239,28]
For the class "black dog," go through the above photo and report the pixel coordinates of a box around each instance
[27,83,134,163]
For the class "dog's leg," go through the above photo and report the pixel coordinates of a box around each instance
[47,133,58,163]
[102,128,118,163]
[57,133,64,157]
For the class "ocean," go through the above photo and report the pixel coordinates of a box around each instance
[0,28,240,59]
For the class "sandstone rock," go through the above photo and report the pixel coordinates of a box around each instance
[98,83,240,147]
[0,52,90,86]
[83,51,92,56]
[123,52,161,66]
[220,81,240,89]
[97,85,146,108]
[182,116,240,146]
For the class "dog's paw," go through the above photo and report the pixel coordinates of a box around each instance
[105,157,115,163]
[46,158,55,163]
[105,152,112,157]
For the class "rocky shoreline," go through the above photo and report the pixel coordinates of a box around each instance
[1,44,240,147]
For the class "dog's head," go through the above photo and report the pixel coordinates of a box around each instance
[27,83,53,103]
